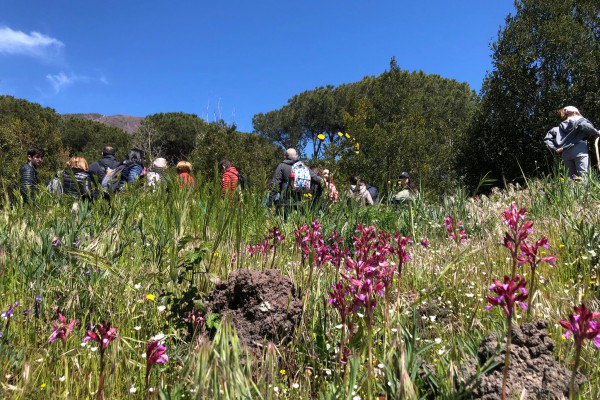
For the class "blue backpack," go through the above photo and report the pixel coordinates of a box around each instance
[291,161,311,192]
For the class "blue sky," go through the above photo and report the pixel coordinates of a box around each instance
[0,1,515,133]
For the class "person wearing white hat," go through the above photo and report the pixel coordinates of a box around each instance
[543,106,600,179]
[147,157,168,191]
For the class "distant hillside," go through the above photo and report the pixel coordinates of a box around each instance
[63,113,143,133]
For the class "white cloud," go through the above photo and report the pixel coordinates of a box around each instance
[0,26,63,59]
[46,72,73,93]
[46,72,109,94]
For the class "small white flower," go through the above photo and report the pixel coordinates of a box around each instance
[465,293,475,298]
[324,369,332,375]
[59,376,66,382]
[151,333,165,341]
[134,326,141,331]
[335,324,343,329]
[90,346,98,352]
[273,386,279,392]
[130,387,137,393]
[391,328,398,332]
[434,338,442,344]
[377,363,384,369]
[429,315,436,322]
[292,383,300,389]
[157,306,166,312]
[352,395,361,400]
[142,353,147,358]
[149,387,155,393]
[134,284,142,290]
[357,312,364,318]
[80,342,87,347]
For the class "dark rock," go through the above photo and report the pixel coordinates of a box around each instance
[204,269,303,347]
[464,321,585,399]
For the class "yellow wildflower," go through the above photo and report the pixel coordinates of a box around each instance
[145,294,156,301]
[280,369,286,376]
[317,133,325,140]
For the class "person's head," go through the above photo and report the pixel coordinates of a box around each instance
[152,158,167,171]
[560,106,581,121]
[357,180,367,191]
[127,148,144,164]
[177,161,193,174]
[349,175,359,185]
[399,172,410,186]
[219,159,233,171]
[322,169,330,180]
[27,147,44,167]
[102,146,116,157]
[67,156,89,171]
[285,148,298,160]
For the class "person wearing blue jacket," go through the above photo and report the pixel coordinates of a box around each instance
[121,148,145,184]
[544,106,599,179]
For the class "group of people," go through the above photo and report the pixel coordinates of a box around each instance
[24,104,595,207]
[18,146,205,204]
[267,147,416,216]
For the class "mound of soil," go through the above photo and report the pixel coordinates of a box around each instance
[205,269,303,346]
[460,321,585,399]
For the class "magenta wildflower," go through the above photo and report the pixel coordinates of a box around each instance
[444,216,467,244]
[560,304,600,349]
[84,322,118,353]
[559,303,600,398]
[486,275,528,317]
[85,322,118,400]
[420,238,429,249]
[48,313,78,347]
[516,236,557,316]
[517,237,557,267]
[145,339,168,396]
[146,340,169,367]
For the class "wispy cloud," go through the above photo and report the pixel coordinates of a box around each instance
[46,72,109,94]
[0,26,63,60]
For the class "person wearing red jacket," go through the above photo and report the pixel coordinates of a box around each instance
[219,159,239,197]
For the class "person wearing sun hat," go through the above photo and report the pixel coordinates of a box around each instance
[147,157,168,191]
[392,172,417,204]
[543,105,600,179]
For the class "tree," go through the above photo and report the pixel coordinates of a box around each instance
[462,0,600,189]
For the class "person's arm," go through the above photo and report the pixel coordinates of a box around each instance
[543,128,559,153]
[365,190,374,206]
[578,119,600,138]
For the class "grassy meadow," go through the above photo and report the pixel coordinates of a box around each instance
[0,173,599,399]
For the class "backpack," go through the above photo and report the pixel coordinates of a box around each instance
[46,174,63,197]
[101,164,127,193]
[233,172,251,191]
[366,184,379,205]
[291,161,311,192]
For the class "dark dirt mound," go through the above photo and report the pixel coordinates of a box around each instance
[459,320,585,399]
[205,269,303,346]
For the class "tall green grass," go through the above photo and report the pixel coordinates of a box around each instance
[0,172,599,399]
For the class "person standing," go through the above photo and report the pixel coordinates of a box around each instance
[219,159,239,197]
[544,106,600,179]
[392,172,417,204]
[176,161,196,188]
[61,156,92,200]
[19,147,44,204]
[322,168,339,203]
[147,158,168,191]
[88,146,121,186]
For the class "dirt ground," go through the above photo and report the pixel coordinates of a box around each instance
[205,268,303,347]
